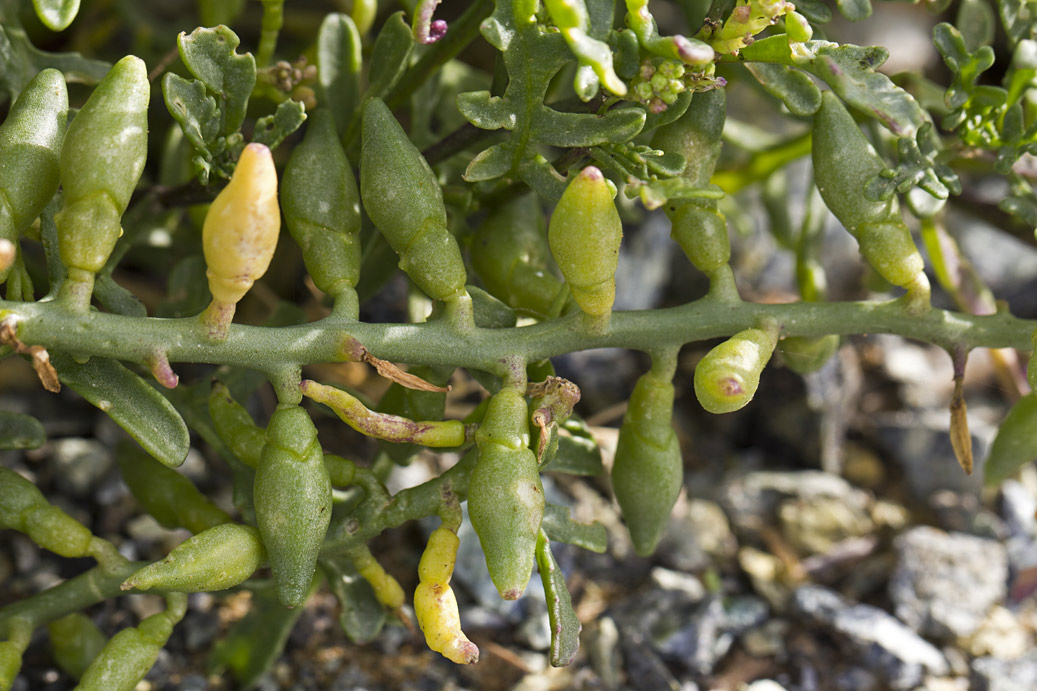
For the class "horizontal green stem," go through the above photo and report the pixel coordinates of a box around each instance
[1,298,1032,379]
[0,561,144,635]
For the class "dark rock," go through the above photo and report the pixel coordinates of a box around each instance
[793,585,948,689]
[890,526,1007,640]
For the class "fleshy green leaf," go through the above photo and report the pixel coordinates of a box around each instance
[51,354,190,468]
[177,25,257,135]
[542,502,607,552]
[834,0,870,21]
[252,99,307,149]
[208,583,307,688]
[0,411,45,450]
[321,555,388,643]
[31,0,80,32]
[985,394,1037,485]
[161,73,219,160]
[366,11,414,101]
[317,13,363,136]
[746,62,822,116]
[536,530,582,667]
[543,428,604,476]
[457,0,646,184]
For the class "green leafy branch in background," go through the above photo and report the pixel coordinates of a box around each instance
[162,25,305,184]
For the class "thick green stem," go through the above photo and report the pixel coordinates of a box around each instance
[3,298,1032,376]
[0,561,144,635]
[257,0,285,67]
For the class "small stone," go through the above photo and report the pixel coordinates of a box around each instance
[621,627,680,691]
[657,498,737,572]
[965,606,1033,658]
[738,546,791,609]
[793,585,948,688]
[741,619,789,658]
[778,495,874,555]
[652,597,732,675]
[650,568,706,602]
[742,681,788,691]
[971,651,1037,691]
[890,526,1008,641]
[47,437,111,497]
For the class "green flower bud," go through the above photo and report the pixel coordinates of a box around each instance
[469,388,545,600]
[548,166,622,321]
[254,405,332,607]
[360,97,467,302]
[282,108,362,302]
[56,55,149,303]
[48,613,106,681]
[611,369,682,556]
[695,327,778,414]
[122,523,265,592]
[0,69,67,282]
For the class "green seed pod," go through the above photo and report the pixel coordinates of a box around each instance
[652,89,731,275]
[360,97,467,302]
[56,56,149,280]
[548,166,623,320]
[282,108,362,300]
[779,334,840,374]
[611,369,682,556]
[117,445,231,534]
[122,523,265,592]
[76,609,176,691]
[695,327,778,414]
[48,613,107,681]
[209,381,266,469]
[471,194,567,319]
[0,69,67,282]
[254,405,333,607]
[0,467,92,558]
[0,641,23,690]
[812,91,926,291]
[469,388,545,600]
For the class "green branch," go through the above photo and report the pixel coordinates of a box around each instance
[2,297,1032,380]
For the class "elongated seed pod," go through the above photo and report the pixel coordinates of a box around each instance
[695,327,778,414]
[351,547,405,610]
[653,89,730,274]
[253,405,332,607]
[0,467,92,558]
[812,91,926,291]
[0,68,67,282]
[360,97,467,302]
[76,606,179,691]
[414,526,478,664]
[548,166,622,319]
[611,369,682,556]
[56,56,148,288]
[282,108,362,300]
[48,613,106,681]
[122,523,265,592]
[471,194,567,318]
[468,388,545,600]
[202,143,281,339]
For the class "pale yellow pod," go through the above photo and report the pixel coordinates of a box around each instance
[355,553,405,610]
[203,143,281,306]
[418,527,459,585]
[414,581,479,664]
